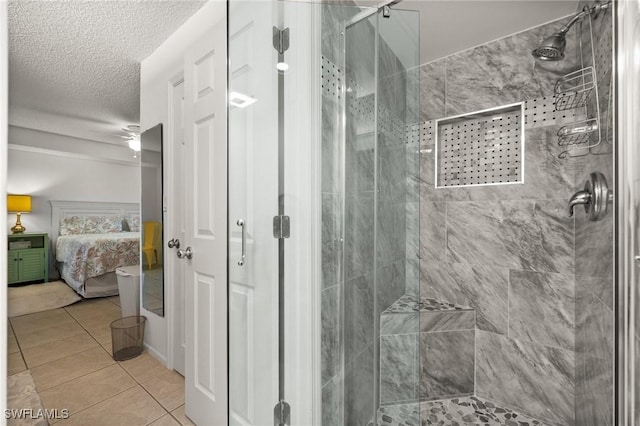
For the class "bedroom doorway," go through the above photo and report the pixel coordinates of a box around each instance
[3,0,228,424]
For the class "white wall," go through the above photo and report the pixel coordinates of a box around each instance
[140,0,222,366]
[7,125,142,278]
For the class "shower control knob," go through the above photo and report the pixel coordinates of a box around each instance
[568,172,611,221]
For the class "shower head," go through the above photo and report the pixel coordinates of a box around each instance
[532,1,611,62]
[531,32,567,61]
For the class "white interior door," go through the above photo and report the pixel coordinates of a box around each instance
[228,1,279,424]
[183,10,228,425]
[170,79,186,376]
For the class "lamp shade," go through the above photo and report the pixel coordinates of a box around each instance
[7,195,32,213]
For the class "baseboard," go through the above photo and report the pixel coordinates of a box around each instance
[144,343,168,367]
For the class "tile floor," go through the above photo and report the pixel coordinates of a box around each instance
[7,296,192,426]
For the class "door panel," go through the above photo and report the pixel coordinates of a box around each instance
[183,5,228,424]
[7,251,17,283]
[18,249,44,281]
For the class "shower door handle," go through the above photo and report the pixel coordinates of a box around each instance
[237,219,246,266]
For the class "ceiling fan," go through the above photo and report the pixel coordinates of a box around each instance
[120,124,141,152]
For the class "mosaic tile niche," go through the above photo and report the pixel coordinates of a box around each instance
[435,104,524,188]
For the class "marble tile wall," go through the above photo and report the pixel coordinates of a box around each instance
[416,14,606,426]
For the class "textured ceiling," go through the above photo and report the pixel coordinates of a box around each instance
[8,0,205,144]
[359,0,578,68]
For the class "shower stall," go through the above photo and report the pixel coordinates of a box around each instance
[227,0,619,425]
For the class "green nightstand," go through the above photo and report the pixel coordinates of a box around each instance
[8,233,49,285]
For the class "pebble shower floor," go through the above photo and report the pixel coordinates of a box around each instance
[371,396,549,426]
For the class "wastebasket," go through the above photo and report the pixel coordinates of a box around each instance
[110,316,146,361]
[115,265,141,317]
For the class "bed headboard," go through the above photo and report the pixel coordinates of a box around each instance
[50,200,140,248]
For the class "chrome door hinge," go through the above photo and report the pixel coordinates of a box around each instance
[273,27,290,54]
[274,400,290,426]
[273,215,290,239]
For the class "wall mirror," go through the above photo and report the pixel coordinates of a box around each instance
[141,123,164,316]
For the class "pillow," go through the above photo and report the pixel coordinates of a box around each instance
[59,216,87,235]
[60,216,123,235]
[127,214,141,232]
[84,216,123,234]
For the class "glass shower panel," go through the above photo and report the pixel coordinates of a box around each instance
[342,10,377,426]
[228,1,279,423]
[341,6,421,425]
[320,4,375,426]
[374,7,421,425]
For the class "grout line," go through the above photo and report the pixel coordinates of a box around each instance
[474,310,477,397]
[138,384,172,425]
[42,365,138,419]
[29,346,114,392]
[61,384,161,424]
[476,328,576,354]
[168,412,182,425]
[8,320,28,372]
[507,270,511,340]
[116,358,174,407]
[63,308,113,348]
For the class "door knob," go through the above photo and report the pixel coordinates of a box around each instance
[568,171,612,221]
[168,238,180,249]
[177,247,193,259]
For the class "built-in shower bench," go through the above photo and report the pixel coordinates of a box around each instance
[380,294,476,406]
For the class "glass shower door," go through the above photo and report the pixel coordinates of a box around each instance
[228,2,356,424]
[228,1,279,423]
[338,6,421,425]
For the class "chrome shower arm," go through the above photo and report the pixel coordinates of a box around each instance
[559,1,611,35]
[558,9,589,34]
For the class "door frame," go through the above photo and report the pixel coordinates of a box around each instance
[616,0,639,423]
[1,2,8,420]
[166,73,185,374]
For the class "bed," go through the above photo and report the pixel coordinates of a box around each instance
[50,201,141,298]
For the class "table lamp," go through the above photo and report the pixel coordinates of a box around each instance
[7,195,31,234]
